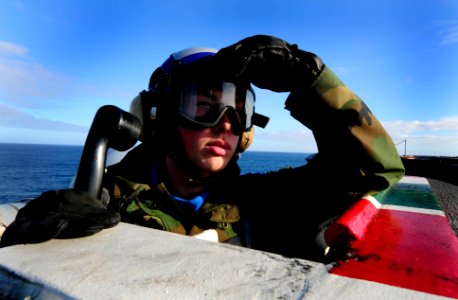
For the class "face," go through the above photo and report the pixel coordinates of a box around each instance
[178,114,240,177]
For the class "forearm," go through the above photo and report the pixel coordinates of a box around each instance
[285,66,405,195]
[216,34,404,194]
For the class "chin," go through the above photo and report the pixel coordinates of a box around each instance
[201,157,228,173]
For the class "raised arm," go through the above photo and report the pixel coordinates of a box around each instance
[217,35,404,196]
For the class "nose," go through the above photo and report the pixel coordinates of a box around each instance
[213,113,232,133]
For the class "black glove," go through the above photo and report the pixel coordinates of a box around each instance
[216,34,324,92]
[0,189,120,247]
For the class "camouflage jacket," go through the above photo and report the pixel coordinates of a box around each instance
[104,159,245,245]
[104,66,405,260]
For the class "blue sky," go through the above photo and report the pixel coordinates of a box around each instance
[0,0,457,155]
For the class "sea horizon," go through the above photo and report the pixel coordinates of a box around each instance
[0,143,312,204]
[0,142,311,155]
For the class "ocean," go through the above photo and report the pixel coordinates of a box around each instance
[0,143,311,204]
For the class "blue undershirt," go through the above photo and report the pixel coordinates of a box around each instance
[172,192,207,212]
[151,163,207,212]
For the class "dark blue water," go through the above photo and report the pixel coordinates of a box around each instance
[0,143,311,204]
[0,144,82,203]
[238,151,310,174]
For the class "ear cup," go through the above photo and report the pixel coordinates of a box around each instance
[128,90,158,144]
[238,127,255,153]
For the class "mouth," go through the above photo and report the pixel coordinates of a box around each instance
[206,140,231,156]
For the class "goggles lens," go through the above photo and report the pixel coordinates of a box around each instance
[179,82,255,132]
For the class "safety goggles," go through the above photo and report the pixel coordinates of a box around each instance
[178,82,256,135]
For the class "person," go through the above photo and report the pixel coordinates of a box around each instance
[0,35,405,261]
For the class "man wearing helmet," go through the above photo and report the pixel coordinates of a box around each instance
[101,46,271,245]
[0,35,405,262]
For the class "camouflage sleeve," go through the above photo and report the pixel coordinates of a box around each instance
[284,66,405,195]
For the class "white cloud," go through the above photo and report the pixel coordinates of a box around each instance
[0,40,128,111]
[0,41,28,56]
[332,66,352,76]
[434,20,458,45]
[249,117,458,154]
[0,40,105,110]
[0,104,88,132]
[0,41,76,108]
[383,117,458,156]
[0,55,74,108]
[383,117,458,134]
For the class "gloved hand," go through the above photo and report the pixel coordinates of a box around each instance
[0,189,120,247]
[216,34,324,92]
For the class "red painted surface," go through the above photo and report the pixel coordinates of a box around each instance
[324,197,378,248]
[330,209,458,298]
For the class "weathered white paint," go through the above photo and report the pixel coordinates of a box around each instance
[0,222,447,299]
